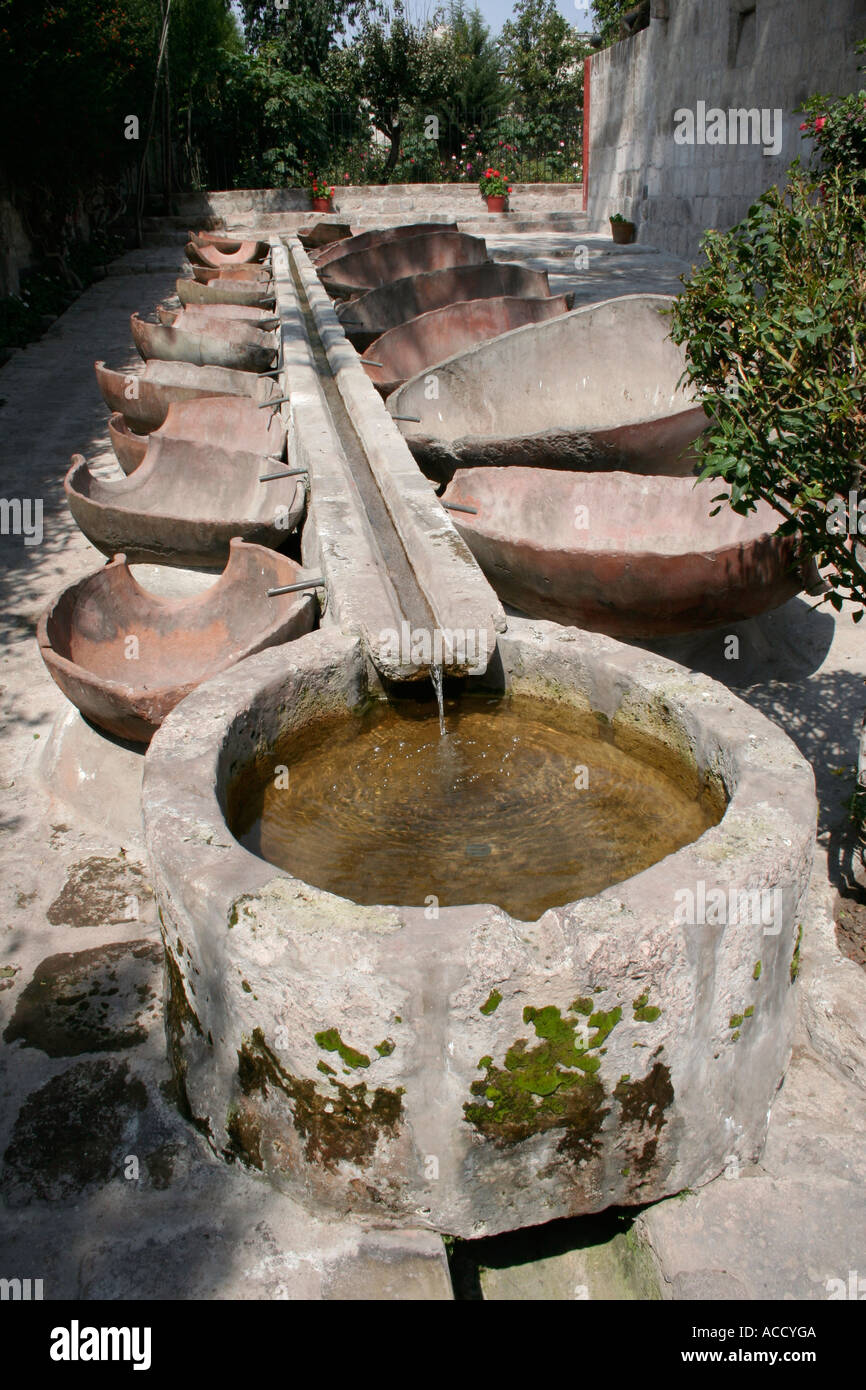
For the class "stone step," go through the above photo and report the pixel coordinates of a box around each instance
[143,208,589,247]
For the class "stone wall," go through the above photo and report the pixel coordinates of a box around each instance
[587,0,865,262]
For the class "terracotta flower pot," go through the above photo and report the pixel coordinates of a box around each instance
[486,195,507,213]
[610,219,636,245]
[312,197,332,213]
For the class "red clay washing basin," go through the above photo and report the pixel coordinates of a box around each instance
[318,232,488,297]
[38,539,317,743]
[108,414,149,474]
[65,401,303,567]
[312,222,459,270]
[361,294,572,398]
[95,359,269,433]
[442,467,803,637]
[187,240,269,267]
[336,262,557,350]
[130,311,276,373]
[390,294,708,481]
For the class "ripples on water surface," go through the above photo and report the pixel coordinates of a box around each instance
[228,694,722,920]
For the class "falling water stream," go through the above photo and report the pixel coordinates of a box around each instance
[430,663,446,737]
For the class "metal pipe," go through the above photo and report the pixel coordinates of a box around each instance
[443,502,478,514]
[259,468,309,481]
[267,577,325,596]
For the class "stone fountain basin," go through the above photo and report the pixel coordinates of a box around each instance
[131,312,276,374]
[311,222,458,269]
[177,277,275,309]
[390,294,707,479]
[186,240,269,268]
[361,295,573,398]
[38,540,317,743]
[318,232,488,297]
[443,468,803,637]
[141,621,815,1236]
[336,262,558,351]
[65,427,304,568]
[95,359,268,433]
[109,396,285,476]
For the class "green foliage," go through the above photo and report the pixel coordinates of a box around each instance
[669,164,866,614]
[499,0,585,119]
[799,40,866,192]
[590,0,636,46]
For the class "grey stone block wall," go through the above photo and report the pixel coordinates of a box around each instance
[587,0,865,264]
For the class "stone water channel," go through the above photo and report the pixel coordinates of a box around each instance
[2,222,864,1298]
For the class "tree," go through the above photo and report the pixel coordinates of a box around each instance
[238,0,362,77]
[590,0,646,47]
[499,0,585,118]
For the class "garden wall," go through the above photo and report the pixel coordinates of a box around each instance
[587,0,865,262]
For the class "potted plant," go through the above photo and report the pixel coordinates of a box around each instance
[478,168,512,213]
[609,212,636,244]
[310,176,335,213]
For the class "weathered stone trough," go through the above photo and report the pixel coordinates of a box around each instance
[141,618,815,1237]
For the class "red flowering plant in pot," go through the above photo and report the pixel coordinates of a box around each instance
[309,175,335,212]
[478,167,512,212]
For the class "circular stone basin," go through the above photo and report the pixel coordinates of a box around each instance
[228,694,721,920]
[142,620,816,1236]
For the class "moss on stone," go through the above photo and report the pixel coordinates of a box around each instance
[237,1027,404,1173]
[314,1027,370,1070]
[753,960,762,981]
[375,1038,395,1057]
[790,924,803,983]
[480,989,502,1016]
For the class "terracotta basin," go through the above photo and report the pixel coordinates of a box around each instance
[442,467,803,637]
[318,231,488,297]
[157,303,278,329]
[361,294,572,398]
[312,222,459,270]
[130,312,276,374]
[390,295,708,481]
[112,394,285,473]
[108,414,149,474]
[65,417,304,567]
[38,540,317,743]
[186,240,269,267]
[192,264,272,284]
[298,221,354,250]
[190,231,268,252]
[177,277,276,309]
[95,359,268,433]
[337,262,557,350]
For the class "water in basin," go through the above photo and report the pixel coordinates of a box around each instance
[227,693,723,920]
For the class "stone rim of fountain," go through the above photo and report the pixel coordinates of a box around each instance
[142,618,816,1236]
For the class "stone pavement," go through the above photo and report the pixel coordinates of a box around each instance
[0,235,863,1301]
